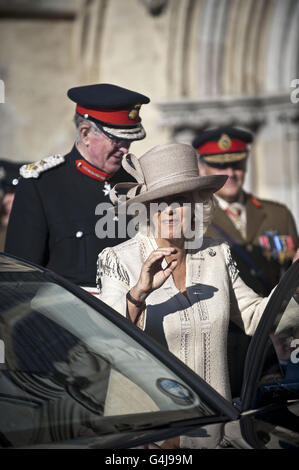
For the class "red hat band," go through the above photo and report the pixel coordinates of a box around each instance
[198,138,247,155]
[76,104,141,126]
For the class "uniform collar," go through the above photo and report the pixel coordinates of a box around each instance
[75,159,112,182]
[72,144,112,182]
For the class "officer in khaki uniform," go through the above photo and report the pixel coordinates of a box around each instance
[192,127,298,396]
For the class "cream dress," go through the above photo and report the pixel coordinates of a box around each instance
[97,232,271,448]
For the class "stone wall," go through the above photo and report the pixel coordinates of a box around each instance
[0,0,298,224]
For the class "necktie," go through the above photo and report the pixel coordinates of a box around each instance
[225,203,246,238]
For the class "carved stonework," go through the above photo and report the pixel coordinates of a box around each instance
[157,94,299,140]
[139,0,168,16]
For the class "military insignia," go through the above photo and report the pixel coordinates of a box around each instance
[259,235,271,260]
[259,232,295,264]
[250,195,262,208]
[128,104,141,120]
[218,133,232,151]
[26,162,38,171]
[103,181,111,196]
[20,155,65,179]
[286,235,295,252]
[280,235,295,261]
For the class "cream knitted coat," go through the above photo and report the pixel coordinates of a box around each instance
[97,232,270,448]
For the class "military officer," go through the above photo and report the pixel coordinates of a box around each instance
[192,126,299,396]
[193,126,298,296]
[5,83,150,291]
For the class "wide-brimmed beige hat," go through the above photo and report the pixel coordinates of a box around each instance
[110,142,227,207]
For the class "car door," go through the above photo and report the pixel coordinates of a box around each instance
[0,253,239,449]
[238,259,299,449]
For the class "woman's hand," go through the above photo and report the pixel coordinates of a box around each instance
[131,248,178,303]
[126,248,177,325]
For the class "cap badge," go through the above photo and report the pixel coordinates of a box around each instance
[218,133,232,151]
[128,103,141,120]
[103,181,111,196]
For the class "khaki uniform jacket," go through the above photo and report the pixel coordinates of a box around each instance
[206,192,298,297]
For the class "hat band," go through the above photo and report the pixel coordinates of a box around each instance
[147,169,199,192]
[198,138,247,155]
[76,105,141,126]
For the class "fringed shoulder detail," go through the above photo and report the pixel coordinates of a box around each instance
[96,248,130,292]
[222,242,239,283]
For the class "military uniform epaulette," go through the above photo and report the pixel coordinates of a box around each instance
[249,194,287,210]
[20,155,65,179]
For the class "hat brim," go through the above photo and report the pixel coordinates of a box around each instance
[102,123,146,141]
[114,174,227,210]
[79,113,146,141]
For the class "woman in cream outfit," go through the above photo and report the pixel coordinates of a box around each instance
[96,143,298,448]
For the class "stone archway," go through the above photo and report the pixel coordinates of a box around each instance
[157,0,299,225]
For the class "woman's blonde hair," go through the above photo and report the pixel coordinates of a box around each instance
[137,191,216,240]
[194,191,216,235]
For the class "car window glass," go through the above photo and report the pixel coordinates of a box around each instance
[256,286,299,406]
[0,277,215,447]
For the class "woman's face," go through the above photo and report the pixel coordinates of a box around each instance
[149,192,196,240]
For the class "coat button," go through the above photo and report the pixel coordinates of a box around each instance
[76,231,84,238]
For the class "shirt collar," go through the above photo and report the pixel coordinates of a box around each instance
[215,191,245,210]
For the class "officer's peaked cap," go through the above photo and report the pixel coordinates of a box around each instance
[68,83,150,141]
[192,127,253,165]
